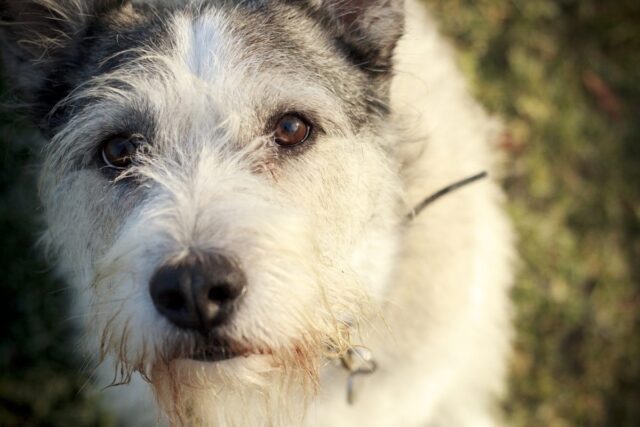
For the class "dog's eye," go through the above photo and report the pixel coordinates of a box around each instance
[101,135,145,169]
[274,114,311,147]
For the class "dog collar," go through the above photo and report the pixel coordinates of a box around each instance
[406,171,488,221]
[339,346,378,405]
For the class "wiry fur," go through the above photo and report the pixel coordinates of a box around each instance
[1,0,513,425]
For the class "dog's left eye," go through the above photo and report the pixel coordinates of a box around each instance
[101,135,146,170]
[273,114,312,147]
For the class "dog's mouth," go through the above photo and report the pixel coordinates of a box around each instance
[190,346,241,363]
[185,338,271,363]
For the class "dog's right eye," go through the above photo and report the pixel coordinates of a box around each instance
[101,135,146,170]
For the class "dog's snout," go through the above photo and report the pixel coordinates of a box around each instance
[149,253,246,332]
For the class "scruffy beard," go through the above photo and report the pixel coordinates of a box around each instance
[93,297,363,427]
[151,355,314,426]
[146,331,351,426]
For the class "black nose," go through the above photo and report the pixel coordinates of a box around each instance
[149,252,246,332]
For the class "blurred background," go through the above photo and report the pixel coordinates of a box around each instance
[1,0,638,425]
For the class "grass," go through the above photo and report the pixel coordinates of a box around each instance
[422,0,640,425]
[1,1,638,425]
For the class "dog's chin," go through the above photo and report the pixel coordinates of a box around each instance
[164,351,278,383]
[150,344,316,425]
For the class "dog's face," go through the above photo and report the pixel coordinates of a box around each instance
[1,0,404,421]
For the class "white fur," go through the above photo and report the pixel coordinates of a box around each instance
[307,3,514,426]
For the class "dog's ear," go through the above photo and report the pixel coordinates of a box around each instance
[321,0,404,74]
[0,0,130,116]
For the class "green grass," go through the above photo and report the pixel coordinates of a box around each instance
[1,1,639,425]
[423,0,640,425]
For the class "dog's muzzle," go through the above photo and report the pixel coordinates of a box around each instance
[149,251,246,335]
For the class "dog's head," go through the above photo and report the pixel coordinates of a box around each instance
[1,0,405,422]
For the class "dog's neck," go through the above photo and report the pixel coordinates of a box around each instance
[337,170,488,404]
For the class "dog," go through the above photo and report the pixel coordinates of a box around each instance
[0,0,514,425]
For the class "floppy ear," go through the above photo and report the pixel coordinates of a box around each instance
[321,0,404,75]
[0,0,130,115]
